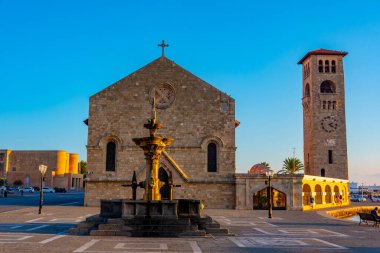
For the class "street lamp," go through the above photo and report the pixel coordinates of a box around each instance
[266,169,275,219]
[38,165,47,214]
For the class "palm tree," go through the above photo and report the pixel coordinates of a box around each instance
[278,157,304,174]
[259,162,270,168]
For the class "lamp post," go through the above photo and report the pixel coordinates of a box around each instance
[38,165,47,214]
[266,170,275,219]
[361,182,364,201]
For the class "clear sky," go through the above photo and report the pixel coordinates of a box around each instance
[1,1,379,184]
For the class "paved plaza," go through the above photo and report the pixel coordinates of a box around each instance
[0,203,379,252]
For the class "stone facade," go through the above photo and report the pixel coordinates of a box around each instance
[0,149,83,191]
[235,174,304,210]
[299,50,349,179]
[85,56,236,208]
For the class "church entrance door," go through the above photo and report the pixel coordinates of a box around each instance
[158,167,170,199]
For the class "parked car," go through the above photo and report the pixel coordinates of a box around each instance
[9,186,20,191]
[5,186,14,194]
[350,195,366,202]
[33,186,40,191]
[20,187,35,193]
[371,195,380,202]
[54,187,67,193]
[42,187,55,193]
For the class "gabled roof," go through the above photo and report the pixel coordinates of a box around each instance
[297,49,348,64]
[90,56,233,101]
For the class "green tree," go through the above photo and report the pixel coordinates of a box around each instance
[13,179,23,186]
[278,157,304,174]
[0,178,6,186]
[79,160,87,174]
[259,162,270,168]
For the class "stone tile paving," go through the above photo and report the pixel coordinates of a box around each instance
[0,205,379,252]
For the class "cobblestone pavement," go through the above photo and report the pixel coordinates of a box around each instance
[0,205,379,252]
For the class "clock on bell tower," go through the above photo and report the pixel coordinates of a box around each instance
[298,49,348,180]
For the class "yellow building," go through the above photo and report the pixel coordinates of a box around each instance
[0,149,83,191]
[302,175,349,210]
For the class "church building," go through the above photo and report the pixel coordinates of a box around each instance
[84,49,237,208]
[84,46,350,210]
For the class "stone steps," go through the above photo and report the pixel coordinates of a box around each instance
[205,222,221,229]
[70,214,229,237]
[90,230,131,236]
[205,227,229,235]
[98,223,124,230]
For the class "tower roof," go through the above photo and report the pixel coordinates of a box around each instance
[297,49,348,64]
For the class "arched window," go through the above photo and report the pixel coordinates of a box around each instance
[207,143,217,172]
[320,80,336,93]
[304,83,310,97]
[318,60,323,73]
[325,60,330,73]
[331,60,336,73]
[315,185,322,204]
[325,185,332,203]
[321,168,325,177]
[106,141,116,171]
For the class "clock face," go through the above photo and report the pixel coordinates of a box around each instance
[321,116,338,133]
[150,83,175,109]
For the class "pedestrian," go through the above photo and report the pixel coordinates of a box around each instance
[370,207,380,221]
[310,196,315,209]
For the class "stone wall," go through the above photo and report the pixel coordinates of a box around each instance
[235,173,304,210]
[6,150,59,187]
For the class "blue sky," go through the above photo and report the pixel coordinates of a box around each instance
[1,1,379,184]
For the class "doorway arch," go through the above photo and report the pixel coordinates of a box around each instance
[303,184,312,205]
[158,167,170,200]
[253,187,286,210]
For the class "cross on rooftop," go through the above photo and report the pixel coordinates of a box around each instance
[157,40,169,57]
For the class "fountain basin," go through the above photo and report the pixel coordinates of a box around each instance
[100,198,201,219]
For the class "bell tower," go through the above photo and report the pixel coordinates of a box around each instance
[298,49,348,179]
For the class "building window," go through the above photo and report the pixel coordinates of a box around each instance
[320,80,336,93]
[106,141,116,171]
[328,101,331,110]
[304,83,310,97]
[318,60,323,73]
[321,168,326,177]
[207,143,217,172]
[12,167,16,172]
[331,60,336,73]
[328,150,333,164]
[325,60,330,73]
[322,101,326,109]
[333,101,336,110]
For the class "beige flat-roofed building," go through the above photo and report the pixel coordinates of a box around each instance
[0,149,83,191]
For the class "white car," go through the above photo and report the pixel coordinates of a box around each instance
[42,187,55,193]
[350,195,366,202]
[21,187,34,193]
